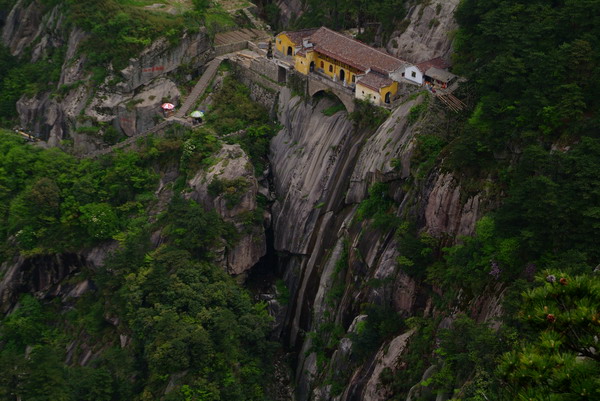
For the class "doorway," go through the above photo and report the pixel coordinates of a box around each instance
[278,66,287,83]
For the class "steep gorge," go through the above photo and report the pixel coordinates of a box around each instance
[267,85,488,400]
[2,1,596,400]
[0,1,469,399]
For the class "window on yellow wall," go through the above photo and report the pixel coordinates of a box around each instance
[329,65,333,73]
[320,61,324,68]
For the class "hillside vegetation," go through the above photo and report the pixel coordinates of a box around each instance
[0,0,240,125]
[357,1,600,399]
[0,75,278,400]
[0,0,598,400]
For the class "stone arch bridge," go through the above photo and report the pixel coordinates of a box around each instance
[307,76,356,113]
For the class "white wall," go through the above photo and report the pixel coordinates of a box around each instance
[404,65,423,84]
[389,66,407,82]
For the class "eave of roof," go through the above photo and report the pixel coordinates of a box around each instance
[415,57,450,73]
[308,27,407,74]
[356,72,394,91]
[280,28,319,45]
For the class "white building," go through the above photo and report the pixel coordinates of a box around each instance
[404,64,424,85]
[404,57,451,85]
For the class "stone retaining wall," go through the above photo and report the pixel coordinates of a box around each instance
[231,60,282,113]
[215,41,248,56]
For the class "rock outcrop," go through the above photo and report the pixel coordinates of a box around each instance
[387,0,460,64]
[361,329,415,401]
[275,0,304,28]
[424,172,481,237]
[0,241,117,315]
[187,144,267,275]
[2,0,212,151]
[2,0,46,56]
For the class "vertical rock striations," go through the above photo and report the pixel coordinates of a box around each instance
[387,0,460,63]
[269,86,487,400]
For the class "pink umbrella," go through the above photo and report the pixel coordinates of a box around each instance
[161,103,175,110]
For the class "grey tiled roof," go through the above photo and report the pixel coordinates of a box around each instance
[281,28,319,46]
[357,72,394,90]
[293,27,407,73]
[425,67,456,83]
[416,57,450,73]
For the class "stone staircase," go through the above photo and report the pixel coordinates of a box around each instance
[84,58,225,158]
[175,57,223,118]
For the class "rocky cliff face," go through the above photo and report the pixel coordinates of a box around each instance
[387,0,460,64]
[187,144,268,275]
[0,241,116,314]
[2,0,212,151]
[275,0,304,27]
[1,1,494,398]
[268,85,488,400]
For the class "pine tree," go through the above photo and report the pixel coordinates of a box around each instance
[498,271,600,400]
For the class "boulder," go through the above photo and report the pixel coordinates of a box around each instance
[187,144,267,275]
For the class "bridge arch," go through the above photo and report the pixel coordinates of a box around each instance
[307,79,355,113]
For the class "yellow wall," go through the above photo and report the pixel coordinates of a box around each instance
[380,81,398,102]
[295,51,317,75]
[276,33,296,56]
[356,84,381,104]
[311,54,359,85]
[356,81,398,105]
[276,32,360,85]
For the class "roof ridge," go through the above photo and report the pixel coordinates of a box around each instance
[314,26,406,63]
[282,27,319,34]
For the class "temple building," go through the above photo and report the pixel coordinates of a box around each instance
[404,57,456,88]
[275,27,409,106]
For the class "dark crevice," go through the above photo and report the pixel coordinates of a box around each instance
[245,226,279,296]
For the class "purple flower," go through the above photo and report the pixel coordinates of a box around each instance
[489,260,502,279]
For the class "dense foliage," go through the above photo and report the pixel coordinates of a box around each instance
[498,272,600,400]
[282,0,406,42]
[0,127,274,400]
[345,1,600,399]
[0,131,156,260]
[207,76,278,172]
[450,0,600,167]
[0,75,278,399]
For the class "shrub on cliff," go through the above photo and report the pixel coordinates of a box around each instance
[349,99,390,131]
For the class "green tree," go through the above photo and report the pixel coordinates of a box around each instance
[79,202,120,239]
[22,346,70,401]
[498,271,600,399]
